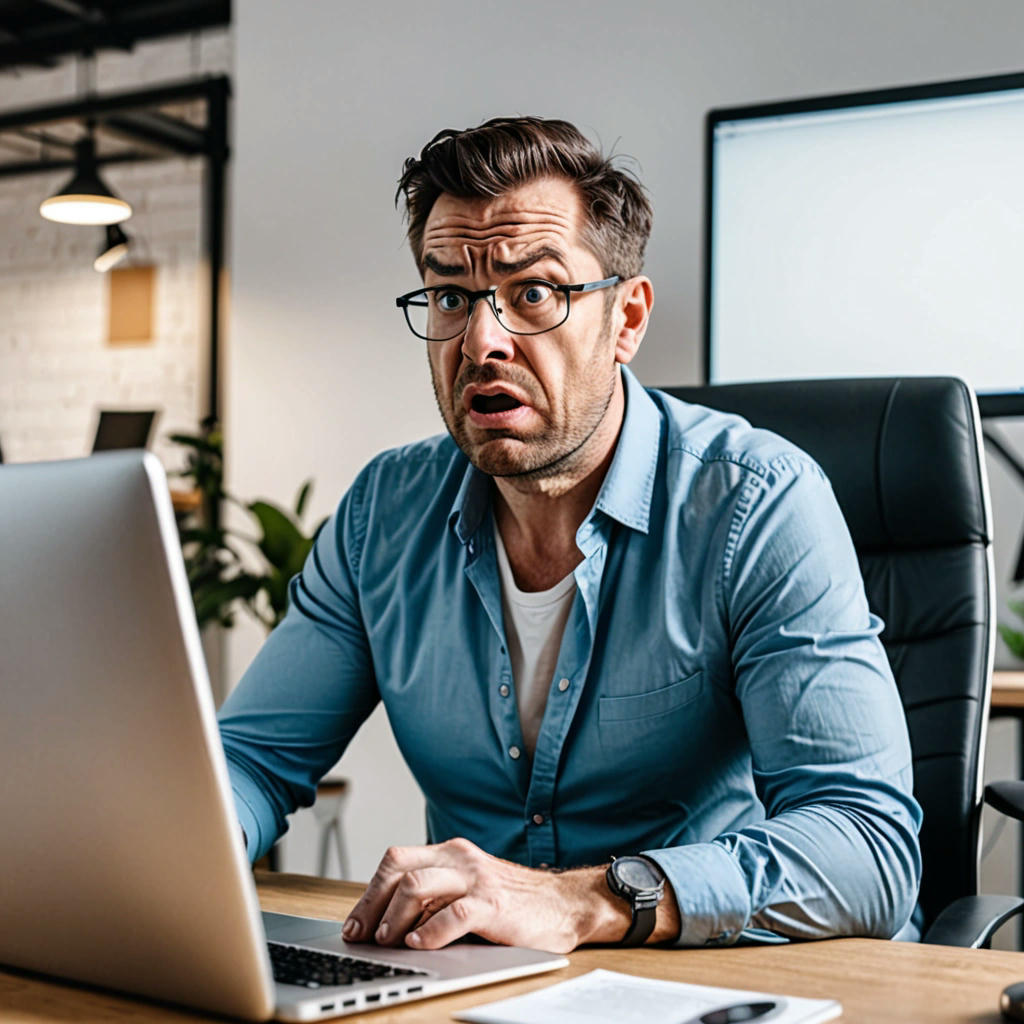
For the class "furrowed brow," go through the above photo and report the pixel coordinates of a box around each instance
[492,246,567,276]
[422,253,465,277]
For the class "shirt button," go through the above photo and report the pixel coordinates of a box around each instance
[557,678,570,692]
[508,746,521,760]
[499,684,510,697]
[532,813,544,825]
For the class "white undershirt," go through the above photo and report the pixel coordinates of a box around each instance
[493,522,577,757]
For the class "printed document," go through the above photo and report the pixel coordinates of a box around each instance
[454,968,841,1024]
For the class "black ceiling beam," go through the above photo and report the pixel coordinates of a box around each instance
[13,126,77,149]
[0,75,230,158]
[104,109,206,156]
[0,19,60,67]
[0,0,229,68]
[19,127,75,147]
[0,147,160,178]
[31,0,102,20]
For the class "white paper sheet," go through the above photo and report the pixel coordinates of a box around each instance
[453,968,842,1024]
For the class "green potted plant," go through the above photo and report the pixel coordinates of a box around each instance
[170,420,326,632]
[1000,599,1024,661]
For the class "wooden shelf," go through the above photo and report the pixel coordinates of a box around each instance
[170,488,201,515]
[992,669,1024,710]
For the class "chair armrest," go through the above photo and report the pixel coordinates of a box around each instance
[922,894,1024,947]
[985,780,1024,821]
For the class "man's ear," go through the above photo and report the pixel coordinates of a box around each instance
[613,277,654,365]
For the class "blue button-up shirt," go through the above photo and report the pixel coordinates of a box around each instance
[218,368,922,946]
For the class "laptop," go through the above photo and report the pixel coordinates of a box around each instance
[0,451,568,1021]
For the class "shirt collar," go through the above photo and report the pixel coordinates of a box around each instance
[448,365,660,544]
[449,458,491,545]
[592,366,658,535]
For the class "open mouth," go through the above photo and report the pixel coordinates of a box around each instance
[471,392,523,414]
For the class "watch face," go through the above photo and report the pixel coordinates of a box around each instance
[614,857,663,890]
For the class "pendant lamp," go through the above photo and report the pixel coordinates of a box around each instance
[93,223,130,272]
[40,131,132,225]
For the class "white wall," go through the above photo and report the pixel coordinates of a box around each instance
[229,0,1024,926]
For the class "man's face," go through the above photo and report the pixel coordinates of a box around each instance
[422,177,622,481]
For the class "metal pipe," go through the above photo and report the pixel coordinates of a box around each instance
[203,76,228,425]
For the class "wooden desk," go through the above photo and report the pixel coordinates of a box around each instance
[3,872,1024,1023]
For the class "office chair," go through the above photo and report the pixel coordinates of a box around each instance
[663,377,1024,947]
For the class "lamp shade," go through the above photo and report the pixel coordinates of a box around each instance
[94,223,130,272]
[40,135,132,225]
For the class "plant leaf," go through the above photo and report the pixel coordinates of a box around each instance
[249,500,306,569]
[167,432,223,456]
[998,623,1024,660]
[294,479,313,520]
[178,526,230,547]
[194,574,264,627]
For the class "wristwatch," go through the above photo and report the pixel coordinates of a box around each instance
[605,854,666,946]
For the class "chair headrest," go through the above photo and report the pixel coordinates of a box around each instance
[661,377,988,549]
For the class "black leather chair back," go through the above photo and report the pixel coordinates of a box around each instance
[662,378,992,928]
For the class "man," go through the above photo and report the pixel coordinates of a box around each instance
[218,116,922,953]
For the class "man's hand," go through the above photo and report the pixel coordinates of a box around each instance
[341,837,680,954]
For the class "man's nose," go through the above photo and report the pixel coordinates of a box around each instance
[461,295,515,364]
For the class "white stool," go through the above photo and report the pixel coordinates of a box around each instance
[312,777,350,878]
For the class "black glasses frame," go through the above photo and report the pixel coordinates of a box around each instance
[395,275,621,341]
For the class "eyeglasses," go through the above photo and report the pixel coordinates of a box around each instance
[395,276,620,342]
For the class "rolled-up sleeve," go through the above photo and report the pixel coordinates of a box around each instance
[645,453,922,945]
[217,470,380,863]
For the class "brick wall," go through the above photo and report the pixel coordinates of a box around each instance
[0,31,231,470]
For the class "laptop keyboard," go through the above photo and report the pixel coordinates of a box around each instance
[268,941,429,990]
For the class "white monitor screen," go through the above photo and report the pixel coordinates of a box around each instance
[706,77,1024,398]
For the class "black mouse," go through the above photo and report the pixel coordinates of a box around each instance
[1000,982,1024,1021]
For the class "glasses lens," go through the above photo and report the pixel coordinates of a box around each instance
[402,291,436,339]
[493,280,567,335]
[403,288,473,341]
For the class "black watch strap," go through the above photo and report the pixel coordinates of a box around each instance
[620,891,659,946]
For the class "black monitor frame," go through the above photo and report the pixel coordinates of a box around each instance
[702,69,1024,418]
[92,410,158,453]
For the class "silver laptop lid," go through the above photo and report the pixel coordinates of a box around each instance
[0,452,275,1020]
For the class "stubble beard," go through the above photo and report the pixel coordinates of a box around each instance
[429,323,619,483]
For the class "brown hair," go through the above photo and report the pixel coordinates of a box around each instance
[396,116,652,279]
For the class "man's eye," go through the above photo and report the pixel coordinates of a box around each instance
[517,283,553,306]
[435,291,466,313]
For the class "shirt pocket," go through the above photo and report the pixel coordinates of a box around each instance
[598,671,705,759]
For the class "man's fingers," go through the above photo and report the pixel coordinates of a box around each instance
[374,866,468,946]
[343,845,434,940]
[343,843,474,942]
[404,894,482,950]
